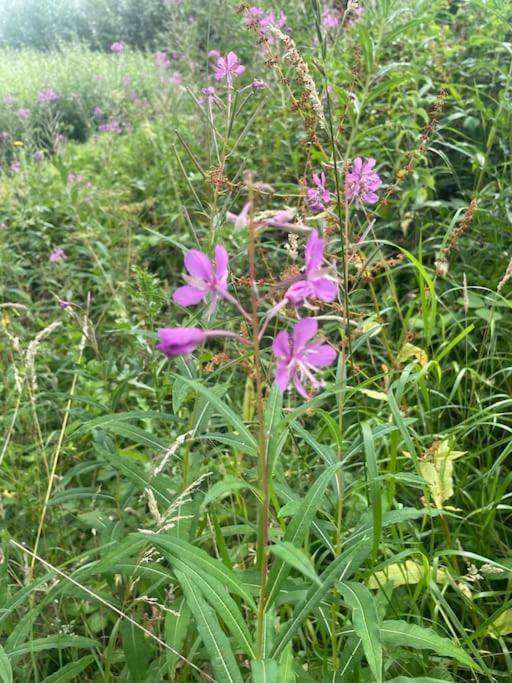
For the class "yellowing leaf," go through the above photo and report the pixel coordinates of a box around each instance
[397,342,428,366]
[359,388,388,401]
[488,609,512,638]
[420,440,465,509]
[368,560,448,589]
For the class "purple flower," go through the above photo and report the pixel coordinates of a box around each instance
[345,157,382,204]
[98,120,124,134]
[208,49,220,59]
[246,7,287,31]
[59,299,73,309]
[213,52,245,82]
[38,88,59,104]
[227,202,252,230]
[251,78,267,90]
[284,230,337,307]
[0,223,7,230]
[10,161,21,174]
[306,172,332,214]
[156,327,206,357]
[259,10,287,31]
[33,150,45,162]
[110,42,124,53]
[322,10,340,30]
[16,108,31,120]
[169,71,183,86]
[3,95,16,107]
[0,131,9,141]
[67,173,85,184]
[173,246,229,314]
[272,318,337,399]
[49,247,66,262]
[201,86,221,106]
[94,106,104,116]
[155,50,171,69]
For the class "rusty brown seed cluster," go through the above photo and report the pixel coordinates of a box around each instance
[435,198,478,276]
[377,88,447,213]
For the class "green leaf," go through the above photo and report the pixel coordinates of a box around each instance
[164,598,191,678]
[251,659,278,683]
[272,538,372,658]
[171,555,255,657]
[266,463,342,607]
[40,656,95,683]
[201,475,257,510]
[384,678,455,683]
[176,569,244,683]
[338,581,382,683]
[0,645,12,683]
[7,636,98,658]
[362,422,382,558]
[380,619,477,670]
[170,375,257,455]
[326,635,362,682]
[120,621,153,681]
[277,643,296,683]
[139,533,256,607]
[269,543,321,586]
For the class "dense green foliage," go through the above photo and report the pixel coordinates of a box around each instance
[1,0,512,681]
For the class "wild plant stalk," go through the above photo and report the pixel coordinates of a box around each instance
[247,196,270,660]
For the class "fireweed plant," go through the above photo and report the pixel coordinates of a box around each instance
[146,10,482,680]
[3,1,512,681]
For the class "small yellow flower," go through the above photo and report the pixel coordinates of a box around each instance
[14,140,24,147]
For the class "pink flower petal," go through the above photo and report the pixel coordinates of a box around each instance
[292,373,310,399]
[305,230,325,273]
[276,361,291,392]
[312,278,337,302]
[184,249,213,280]
[292,318,318,350]
[306,343,337,368]
[272,330,290,358]
[214,245,229,284]
[173,285,208,306]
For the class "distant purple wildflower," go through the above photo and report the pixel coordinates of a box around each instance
[273,318,337,399]
[38,88,59,104]
[306,172,332,214]
[251,78,267,89]
[322,10,340,29]
[173,246,229,315]
[10,161,21,174]
[213,52,245,83]
[0,223,7,230]
[3,95,16,107]
[169,71,183,86]
[155,50,171,69]
[284,230,337,307]
[16,108,31,120]
[94,106,104,116]
[208,49,220,59]
[49,247,66,262]
[98,120,124,134]
[67,173,85,184]
[33,150,45,162]
[345,157,382,204]
[110,42,124,53]
[0,131,9,141]
[59,299,73,309]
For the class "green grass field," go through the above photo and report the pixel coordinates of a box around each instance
[1,0,512,681]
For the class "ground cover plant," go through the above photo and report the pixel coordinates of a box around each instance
[1,0,512,680]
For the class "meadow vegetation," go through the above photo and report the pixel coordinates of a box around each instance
[1,0,512,681]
